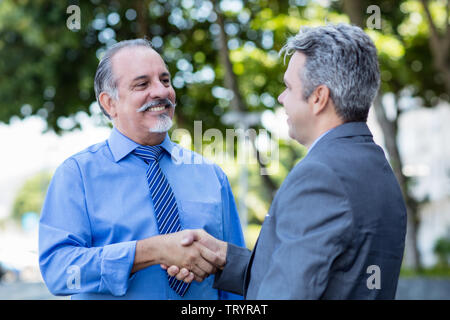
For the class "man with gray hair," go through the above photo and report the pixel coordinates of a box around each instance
[165,24,407,299]
[39,39,245,299]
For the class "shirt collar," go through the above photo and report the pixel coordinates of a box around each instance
[307,127,334,154]
[108,127,180,162]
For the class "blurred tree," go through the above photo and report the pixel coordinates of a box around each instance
[0,0,287,133]
[419,0,450,93]
[0,1,98,132]
[339,0,450,270]
[11,171,52,221]
[434,235,450,268]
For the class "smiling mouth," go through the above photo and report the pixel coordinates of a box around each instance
[146,105,167,112]
[137,103,171,113]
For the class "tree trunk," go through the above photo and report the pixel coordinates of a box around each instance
[342,0,365,27]
[215,5,246,113]
[213,2,278,199]
[135,0,150,38]
[373,94,422,270]
[420,0,450,95]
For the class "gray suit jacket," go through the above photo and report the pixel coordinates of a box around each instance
[214,122,406,299]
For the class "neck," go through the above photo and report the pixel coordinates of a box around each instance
[115,127,166,146]
[305,119,343,150]
[139,132,166,146]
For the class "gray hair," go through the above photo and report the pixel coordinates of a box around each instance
[94,39,154,119]
[280,24,380,122]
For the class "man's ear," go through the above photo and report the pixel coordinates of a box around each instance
[99,92,117,118]
[310,85,330,115]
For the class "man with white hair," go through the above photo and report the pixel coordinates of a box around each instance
[166,24,407,299]
[39,39,245,300]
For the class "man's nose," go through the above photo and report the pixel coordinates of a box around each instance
[278,91,285,105]
[149,81,170,99]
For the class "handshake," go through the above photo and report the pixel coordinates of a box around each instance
[133,229,228,283]
[161,229,228,283]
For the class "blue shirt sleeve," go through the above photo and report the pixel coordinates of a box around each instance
[38,158,137,296]
[214,165,246,300]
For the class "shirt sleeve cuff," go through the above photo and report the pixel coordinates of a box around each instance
[99,240,137,296]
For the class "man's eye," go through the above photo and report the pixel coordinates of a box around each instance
[162,79,170,84]
[137,82,147,87]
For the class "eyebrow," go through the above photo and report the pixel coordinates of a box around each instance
[132,75,149,82]
[131,72,171,83]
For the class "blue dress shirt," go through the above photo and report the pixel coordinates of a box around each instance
[39,128,245,300]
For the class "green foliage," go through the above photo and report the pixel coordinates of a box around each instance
[400,266,450,278]
[11,171,52,221]
[0,1,98,132]
[434,235,450,267]
[245,223,262,250]
[1,0,446,131]
[0,0,287,133]
[400,235,450,277]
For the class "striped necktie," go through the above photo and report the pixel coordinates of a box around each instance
[133,145,189,296]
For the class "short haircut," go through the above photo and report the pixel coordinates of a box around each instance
[280,24,380,122]
[94,39,153,119]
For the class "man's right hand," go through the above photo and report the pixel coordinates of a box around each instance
[160,230,220,279]
[160,229,228,283]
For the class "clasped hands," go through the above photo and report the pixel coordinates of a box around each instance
[160,229,227,283]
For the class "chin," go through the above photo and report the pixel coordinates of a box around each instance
[289,131,304,145]
[288,128,296,140]
[148,114,173,133]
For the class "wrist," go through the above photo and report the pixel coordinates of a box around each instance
[219,241,228,269]
[135,235,164,266]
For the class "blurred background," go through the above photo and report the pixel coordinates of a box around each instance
[0,0,449,299]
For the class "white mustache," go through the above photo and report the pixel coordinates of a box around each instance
[136,99,176,113]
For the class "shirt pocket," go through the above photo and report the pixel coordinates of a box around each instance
[178,200,223,241]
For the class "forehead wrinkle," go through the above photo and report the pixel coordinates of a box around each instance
[112,46,166,85]
[130,71,170,82]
